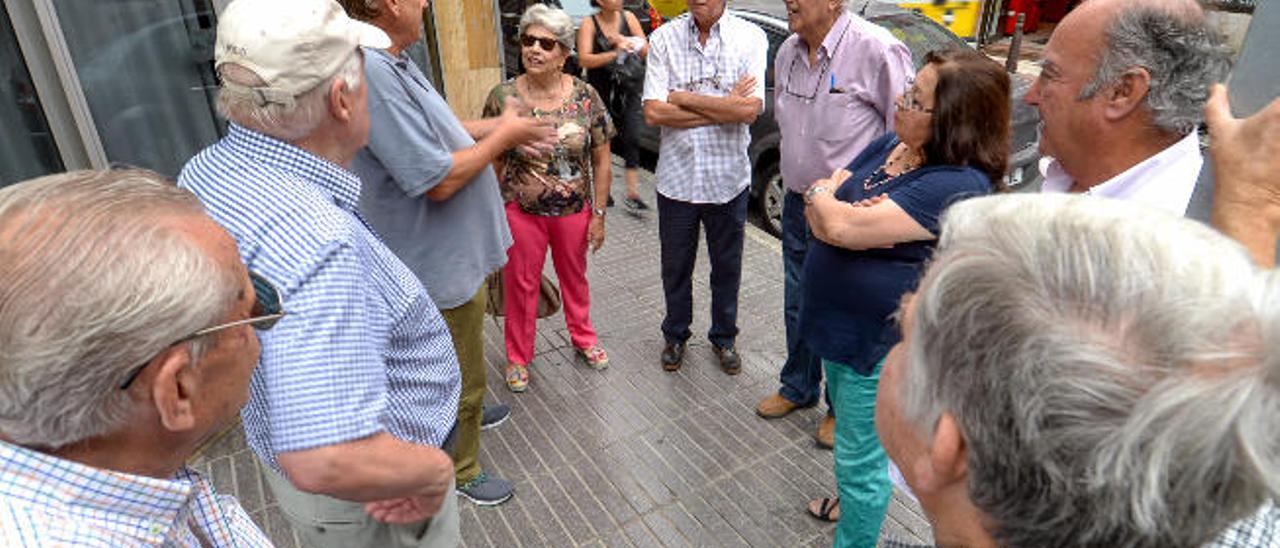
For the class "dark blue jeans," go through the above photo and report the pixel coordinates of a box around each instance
[780,191,832,414]
[657,188,749,349]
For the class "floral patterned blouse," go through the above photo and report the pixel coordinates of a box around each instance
[482,77,616,217]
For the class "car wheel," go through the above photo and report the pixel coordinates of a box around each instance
[756,160,784,237]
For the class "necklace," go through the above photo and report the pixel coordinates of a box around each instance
[863,147,920,191]
[523,75,566,109]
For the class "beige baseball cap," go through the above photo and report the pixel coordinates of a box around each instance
[216,0,390,107]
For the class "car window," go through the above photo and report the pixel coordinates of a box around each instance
[763,27,787,89]
[871,14,967,69]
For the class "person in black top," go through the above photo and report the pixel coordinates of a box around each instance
[577,0,649,211]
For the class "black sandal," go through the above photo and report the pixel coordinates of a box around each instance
[807,497,840,522]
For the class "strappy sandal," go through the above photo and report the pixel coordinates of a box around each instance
[577,345,610,370]
[807,497,840,523]
[505,363,529,393]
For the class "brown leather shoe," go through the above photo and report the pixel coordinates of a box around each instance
[815,415,835,449]
[756,393,802,419]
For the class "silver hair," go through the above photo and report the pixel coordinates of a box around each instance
[519,3,575,52]
[215,51,364,142]
[1079,2,1232,136]
[899,194,1280,546]
[0,170,240,449]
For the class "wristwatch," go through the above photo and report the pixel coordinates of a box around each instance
[592,207,607,217]
[804,185,830,205]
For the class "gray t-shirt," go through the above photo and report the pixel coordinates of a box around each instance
[353,47,512,310]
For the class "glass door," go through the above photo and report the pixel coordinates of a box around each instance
[50,0,223,177]
[0,4,63,187]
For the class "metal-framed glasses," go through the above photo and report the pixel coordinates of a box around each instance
[118,272,286,389]
[897,81,933,113]
[781,24,848,102]
[781,54,831,102]
[675,61,725,94]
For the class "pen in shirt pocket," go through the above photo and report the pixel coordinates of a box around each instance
[829,74,849,94]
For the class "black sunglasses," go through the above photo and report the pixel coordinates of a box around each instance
[118,272,285,389]
[520,35,559,52]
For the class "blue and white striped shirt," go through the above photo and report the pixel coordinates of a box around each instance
[178,125,460,473]
[0,441,271,547]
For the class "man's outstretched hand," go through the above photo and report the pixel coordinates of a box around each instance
[1205,84,1280,266]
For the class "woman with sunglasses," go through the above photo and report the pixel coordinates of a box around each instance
[798,48,1009,547]
[578,0,649,211]
[483,4,615,392]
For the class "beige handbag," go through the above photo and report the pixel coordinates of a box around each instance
[485,269,562,319]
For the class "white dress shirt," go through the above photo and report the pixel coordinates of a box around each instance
[1039,130,1203,215]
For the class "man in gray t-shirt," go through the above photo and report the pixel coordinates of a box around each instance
[342,0,554,508]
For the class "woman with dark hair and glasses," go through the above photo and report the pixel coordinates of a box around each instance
[578,0,649,211]
[483,4,615,392]
[798,48,1009,547]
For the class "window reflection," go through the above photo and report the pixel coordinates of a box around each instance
[53,0,223,177]
[0,5,63,188]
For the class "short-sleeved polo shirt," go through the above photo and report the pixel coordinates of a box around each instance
[352,47,512,310]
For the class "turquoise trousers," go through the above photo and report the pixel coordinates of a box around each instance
[825,358,891,548]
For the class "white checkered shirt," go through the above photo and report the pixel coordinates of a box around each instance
[1207,501,1280,547]
[642,12,767,204]
[179,125,461,474]
[0,441,271,547]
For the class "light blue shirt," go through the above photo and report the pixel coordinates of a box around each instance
[0,441,271,546]
[178,125,461,473]
[352,47,512,309]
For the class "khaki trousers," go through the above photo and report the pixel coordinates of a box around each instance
[262,464,461,548]
[439,284,488,486]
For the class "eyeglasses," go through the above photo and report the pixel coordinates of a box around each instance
[780,24,849,103]
[782,54,832,102]
[118,272,286,390]
[897,81,933,113]
[520,35,559,52]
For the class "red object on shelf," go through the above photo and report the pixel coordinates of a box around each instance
[1002,0,1043,34]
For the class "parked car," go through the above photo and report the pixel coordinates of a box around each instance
[499,0,662,79]
[635,9,1041,236]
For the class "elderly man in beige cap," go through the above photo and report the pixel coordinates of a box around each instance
[179,0,464,546]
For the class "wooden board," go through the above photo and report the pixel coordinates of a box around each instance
[432,0,502,119]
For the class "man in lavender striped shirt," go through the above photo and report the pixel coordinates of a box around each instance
[755,0,911,449]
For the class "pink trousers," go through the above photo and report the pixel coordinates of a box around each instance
[503,202,598,365]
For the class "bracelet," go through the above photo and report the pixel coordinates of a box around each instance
[804,185,830,205]
[592,207,607,217]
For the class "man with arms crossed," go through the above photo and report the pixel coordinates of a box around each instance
[643,0,767,375]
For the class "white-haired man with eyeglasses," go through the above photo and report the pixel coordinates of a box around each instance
[0,169,275,546]
[178,0,463,546]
